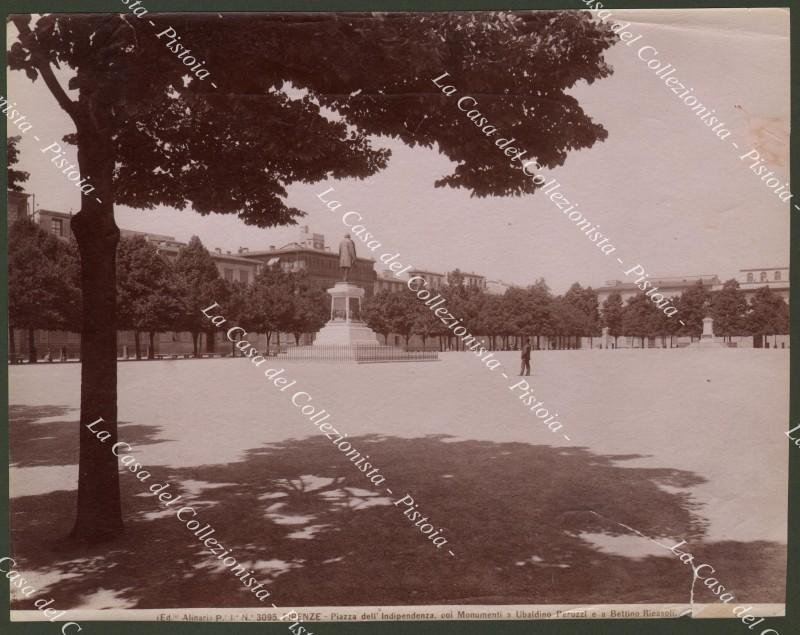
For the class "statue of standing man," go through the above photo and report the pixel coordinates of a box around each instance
[338,234,357,282]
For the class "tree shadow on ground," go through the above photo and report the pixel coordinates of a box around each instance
[9,407,786,610]
[9,404,168,468]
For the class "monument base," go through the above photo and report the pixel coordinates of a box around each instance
[313,320,381,346]
[687,336,729,349]
[291,279,437,361]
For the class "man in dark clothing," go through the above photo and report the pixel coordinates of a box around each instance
[338,234,357,282]
[520,338,531,376]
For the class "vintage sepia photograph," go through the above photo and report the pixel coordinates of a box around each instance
[4,4,793,632]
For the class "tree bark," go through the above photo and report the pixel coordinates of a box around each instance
[148,331,155,359]
[9,324,16,361]
[70,198,123,543]
[191,332,199,357]
[134,331,141,360]
[27,327,36,363]
[206,329,216,353]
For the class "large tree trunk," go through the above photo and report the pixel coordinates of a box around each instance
[9,324,16,361]
[148,331,156,359]
[191,332,199,357]
[206,329,216,353]
[134,331,141,360]
[70,192,124,543]
[27,327,37,363]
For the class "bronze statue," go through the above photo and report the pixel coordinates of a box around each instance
[338,234,357,281]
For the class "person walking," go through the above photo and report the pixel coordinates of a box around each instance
[520,337,531,376]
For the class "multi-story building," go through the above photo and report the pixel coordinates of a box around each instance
[7,190,30,225]
[407,268,487,291]
[596,274,721,305]
[407,269,447,290]
[736,267,789,301]
[152,242,261,285]
[374,268,408,294]
[462,271,487,291]
[486,279,512,295]
[33,208,74,240]
[597,268,789,306]
[240,227,377,297]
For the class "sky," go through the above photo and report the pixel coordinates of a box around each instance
[5,8,790,293]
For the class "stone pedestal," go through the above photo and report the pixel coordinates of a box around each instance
[313,282,380,346]
[688,316,727,348]
[701,316,715,339]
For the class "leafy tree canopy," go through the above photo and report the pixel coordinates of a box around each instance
[9,11,618,224]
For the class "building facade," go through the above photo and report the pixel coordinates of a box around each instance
[596,274,721,305]
[240,227,377,297]
[407,269,447,290]
[736,267,789,301]
[486,279,512,295]
[374,269,408,294]
[7,190,30,225]
[596,269,789,306]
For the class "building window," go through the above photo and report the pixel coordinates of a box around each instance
[51,218,63,237]
[224,268,233,282]
[239,270,249,284]
[747,272,754,282]
[760,271,767,282]
[775,271,781,281]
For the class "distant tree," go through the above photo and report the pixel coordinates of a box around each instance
[412,299,446,349]
[446,285,483,350]
[549,296,578,349]
[621,293,659,348]
[447,269,465,288]
[391,290,419,346]
[363,289,418,346]
[601,291,624,347]
[286,272,328,345]
[174,237,228,357]
[677,280,711,340]
[746,286,789,347]
[8,220,80,362]
[478,293,510,350]
[501,287,528,349]
[363,289,396,344]
[562,283,600,347]
[648,295,681,347]
[224,281,253,356]
[7,135,29,192]
[116,236,183,359]
[249,268,294,350]
[517,279,554,349]
[710,279,747,342]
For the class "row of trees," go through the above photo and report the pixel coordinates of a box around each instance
[602,279,788,348]
[11,219,790,359]
[8,221,329,361]
[362,272,789,350]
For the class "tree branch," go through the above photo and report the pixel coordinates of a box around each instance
[11,15,80,124]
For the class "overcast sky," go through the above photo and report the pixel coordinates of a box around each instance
[6,8,790,293]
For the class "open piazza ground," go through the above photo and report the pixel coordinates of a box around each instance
[8,349,788,609]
